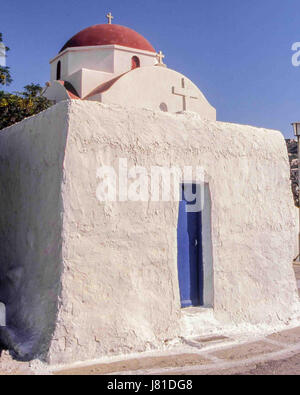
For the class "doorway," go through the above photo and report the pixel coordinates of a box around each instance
[177,184,203,308]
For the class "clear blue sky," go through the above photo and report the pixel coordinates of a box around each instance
[1,0,300,137]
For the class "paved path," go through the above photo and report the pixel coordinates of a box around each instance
[208,352,300,375]
[54,326,300,375]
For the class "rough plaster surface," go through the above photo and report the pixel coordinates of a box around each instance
[0,101,299,364]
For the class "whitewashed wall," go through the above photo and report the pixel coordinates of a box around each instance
[95,66,217,119]
[0,101,298,364]
[0,103,69,360]
[50,101,299,363]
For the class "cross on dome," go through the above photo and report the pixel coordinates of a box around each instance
[156,50,165,65]
[106,12,114,24]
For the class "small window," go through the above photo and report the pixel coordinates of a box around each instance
[56,61,61,80]
[131,56,140,70]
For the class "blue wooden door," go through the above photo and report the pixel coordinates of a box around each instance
[177,184,203,308]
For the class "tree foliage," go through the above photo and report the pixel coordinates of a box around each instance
[0,33,53,130]
[0,84,53,130]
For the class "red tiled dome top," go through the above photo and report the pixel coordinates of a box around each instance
[60,24,156,53]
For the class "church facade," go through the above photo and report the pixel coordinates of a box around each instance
[0,17,299,364]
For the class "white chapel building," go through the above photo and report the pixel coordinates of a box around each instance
[0,16,299,364]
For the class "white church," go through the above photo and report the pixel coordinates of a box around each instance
[43,13,215,119]
[0,15,299,364]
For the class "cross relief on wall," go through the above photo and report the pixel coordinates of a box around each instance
[172,78,199,112]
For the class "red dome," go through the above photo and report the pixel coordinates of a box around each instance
[60,24,156,53]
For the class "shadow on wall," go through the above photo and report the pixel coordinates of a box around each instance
[0,115,68,361]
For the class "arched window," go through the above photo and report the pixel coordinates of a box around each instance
[131,56,140,70]
[56,61,61,80]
